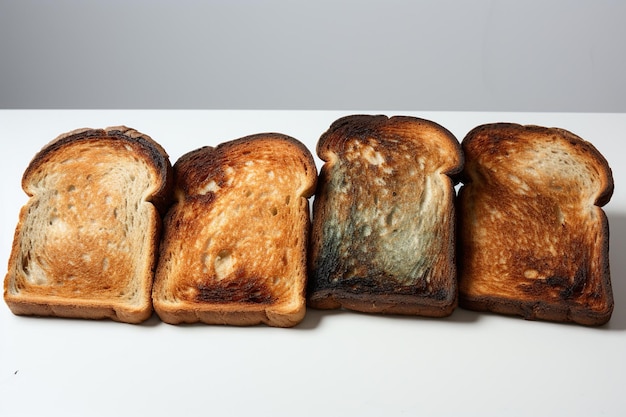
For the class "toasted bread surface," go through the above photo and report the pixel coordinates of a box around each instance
[307,115,463,316]
[4,126,173,323]
[457,123,614,326]
[153,133,317,327]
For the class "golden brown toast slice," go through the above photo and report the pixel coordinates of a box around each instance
[307,115,463,316]
[153,133,317,327]
[457,123,614,326]
[4,127,174,323]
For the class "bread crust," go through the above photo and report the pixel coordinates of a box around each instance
[308,115,463,316]
[457,123,614,326]
[4,126,173,323]
[23,126,174,212]
[152,133,317,327]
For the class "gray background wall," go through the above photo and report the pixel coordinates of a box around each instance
[1,0,625,111]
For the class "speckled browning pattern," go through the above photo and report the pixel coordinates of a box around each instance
[152,133,317,327]
[308,115,463,316]
[4,126,174,323]
[457,123,614,326]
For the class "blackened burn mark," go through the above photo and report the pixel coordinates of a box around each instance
[196,276,275,304]
[518,268,588,301]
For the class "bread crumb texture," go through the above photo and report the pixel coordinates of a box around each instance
[308,115,462,315]
[458,124,613,325]
[4,127,172,323]
[153,134,316,326]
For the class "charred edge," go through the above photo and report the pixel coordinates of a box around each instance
[309,274,448,299]
[105,128,170,173]
[461,123,613,206]
[24,128,174,212]
[220,132,313,161]
[319,115,461,174]
[318,115,388,157]
[173,146,218,195]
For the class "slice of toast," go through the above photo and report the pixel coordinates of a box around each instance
[307,115,463,316]
[457,123,614,326]
[4,126,174,323]
[152,133,317,327]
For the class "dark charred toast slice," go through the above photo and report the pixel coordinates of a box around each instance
[308,115,463,316]
[457,123,614,326]
[153,133,317,327]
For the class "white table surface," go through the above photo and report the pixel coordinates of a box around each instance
[1,111,624,417]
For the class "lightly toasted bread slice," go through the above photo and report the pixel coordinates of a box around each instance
[4,126,174,323]
[457,123,614,326]
[307,115,463,317]
[152,133,317,327]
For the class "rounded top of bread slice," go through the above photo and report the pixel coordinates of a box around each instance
[23,126,173,212]
[174,132,317,200]
[317,114,463,177]
[5,126,173,323]
[461,123,613,207]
